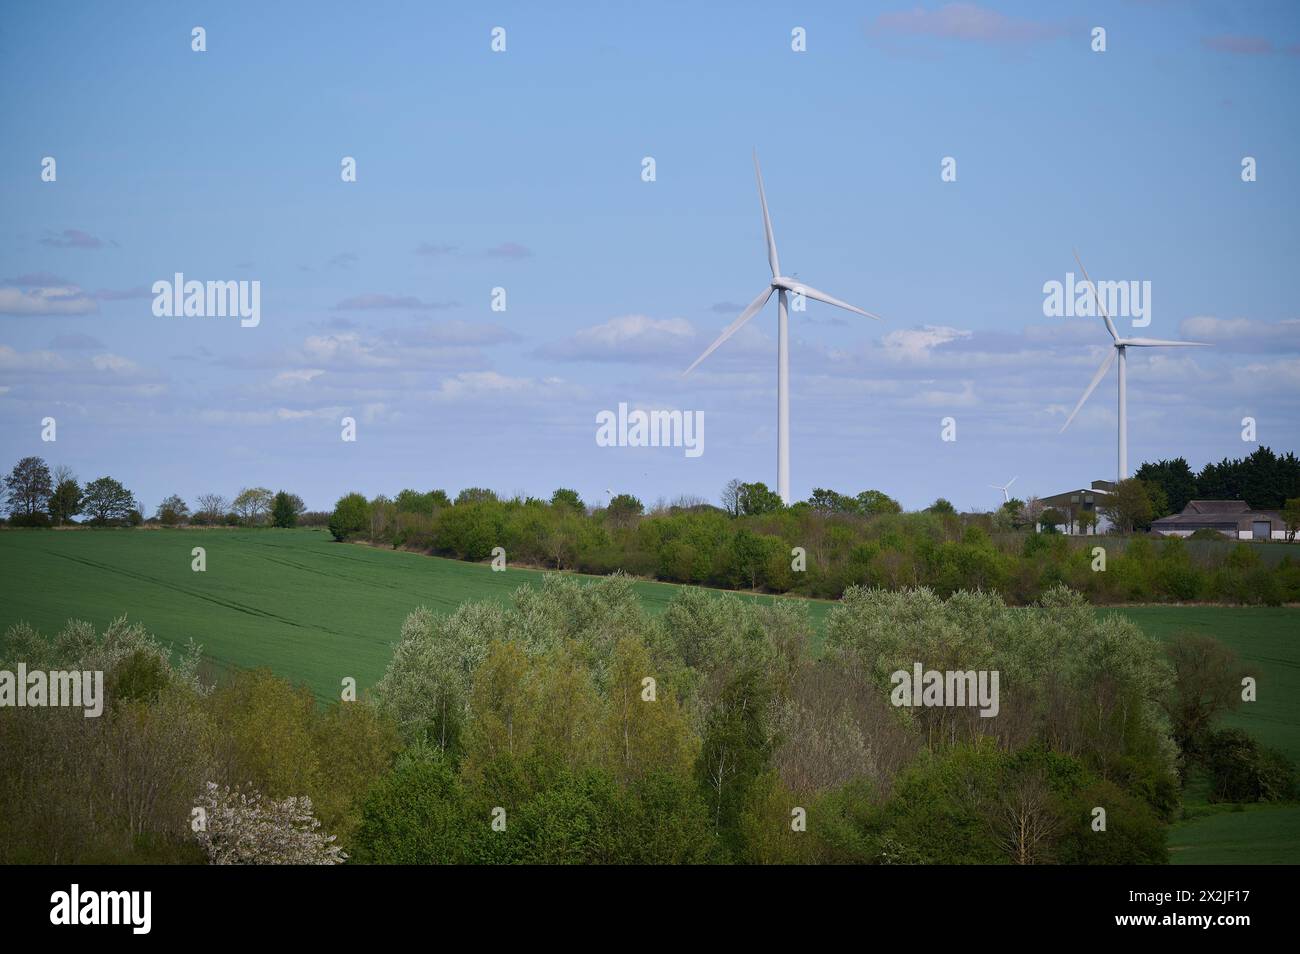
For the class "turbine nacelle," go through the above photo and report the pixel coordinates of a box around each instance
[769,276,882,319]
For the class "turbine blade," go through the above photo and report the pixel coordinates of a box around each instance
[1119,338,1210,347]
[1072,249,1119,342]
[1059,348,1117,433]
[1006,476,1017,488]
[754,150,780,278]
[683,286,774,375]
[790,281,882,320]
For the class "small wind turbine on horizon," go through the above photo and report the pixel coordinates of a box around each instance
[989,476,1017,503]
[683,150,883,504]
[1059,250,1210,483]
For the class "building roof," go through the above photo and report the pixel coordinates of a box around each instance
[1185,500,1250,514]
[1151,499,1282,529]
[1039,485,1111,509]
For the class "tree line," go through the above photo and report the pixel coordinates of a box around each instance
[0,456,318,528]
[1135,446,1300,515]
[326,482,1300,606]
[7,452,1297,605]
[2,579,1293,864]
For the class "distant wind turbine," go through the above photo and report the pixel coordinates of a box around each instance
[1059,251,1210,482]
[989,476,1017,503]
[683,150,883,504]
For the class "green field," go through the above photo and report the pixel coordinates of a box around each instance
[0,527,833,701]
[1114,606,1300,765]
[1169,805,1300,865]
[2,527,1296,864]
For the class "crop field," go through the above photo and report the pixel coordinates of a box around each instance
[2,527,1296,864]
[0,528,834,701]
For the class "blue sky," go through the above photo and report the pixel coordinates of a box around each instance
[2,0,1298,513]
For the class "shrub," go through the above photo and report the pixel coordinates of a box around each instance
[1202,729,1299,803]
[9,511,52,528]
[1055,778,1168,864]
[351,747,471,864]
[270,491,299,528]
[328,492,370,541]
[194,782,345,865]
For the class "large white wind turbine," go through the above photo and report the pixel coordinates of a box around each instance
[684,150,882,504]
[989,476,1017,503]
[1059,251,1209,482]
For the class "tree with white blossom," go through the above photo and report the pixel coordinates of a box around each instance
[194,782,345,865]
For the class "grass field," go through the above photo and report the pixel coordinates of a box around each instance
[2,527,1296,863]
[0,527,834,701]
[1169,805,1300,865]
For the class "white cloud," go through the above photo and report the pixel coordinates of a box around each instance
[91,353,140,374]
[433,370,581,403]
[1178,316,1300,352]
[880,325,973,361]
[0,344,67,371]
[198,406,347,427]
[272,368,325,387]
[539,314,696,362]
[0,284,97,316]
[909,380,978,408]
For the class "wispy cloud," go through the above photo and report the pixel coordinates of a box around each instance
[868,3,1067,46]
[381,320,518,348]
[538,315,696,362]
[0,276,97,316]
[432,370,580,404]
[6,272,73,286]
[710,301,747,314]
[0,274,151,314]
[91,353,141,374]
[271,368,326,388]
[482,242,533,261]
[38,228,112,250]
[1202,35,1275,55]
[49,332,105,350]
[0,344,68,372]
[92,285,152,301]
[414,241,459,258]
[333,292,459,311]
[1178,316,1300,352]
[411,240,533,261]
[880,325,973,361]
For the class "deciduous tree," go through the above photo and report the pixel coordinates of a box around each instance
[3,456,52,519]
[232,487,273,525]
[155,494,189,525]
[81,476,135,524]
[47,467,82,525]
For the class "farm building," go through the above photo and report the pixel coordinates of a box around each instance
[1150,500,1288,541]
[1039,480,1114,534]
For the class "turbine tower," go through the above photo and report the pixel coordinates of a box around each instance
[1060,251,1209,482]
[684,150,882,503]
[989,476,1017,503]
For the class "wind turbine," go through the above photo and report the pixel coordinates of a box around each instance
[1059,250,1209,482]
[683,150,882,504]
[989,476,1017,503]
